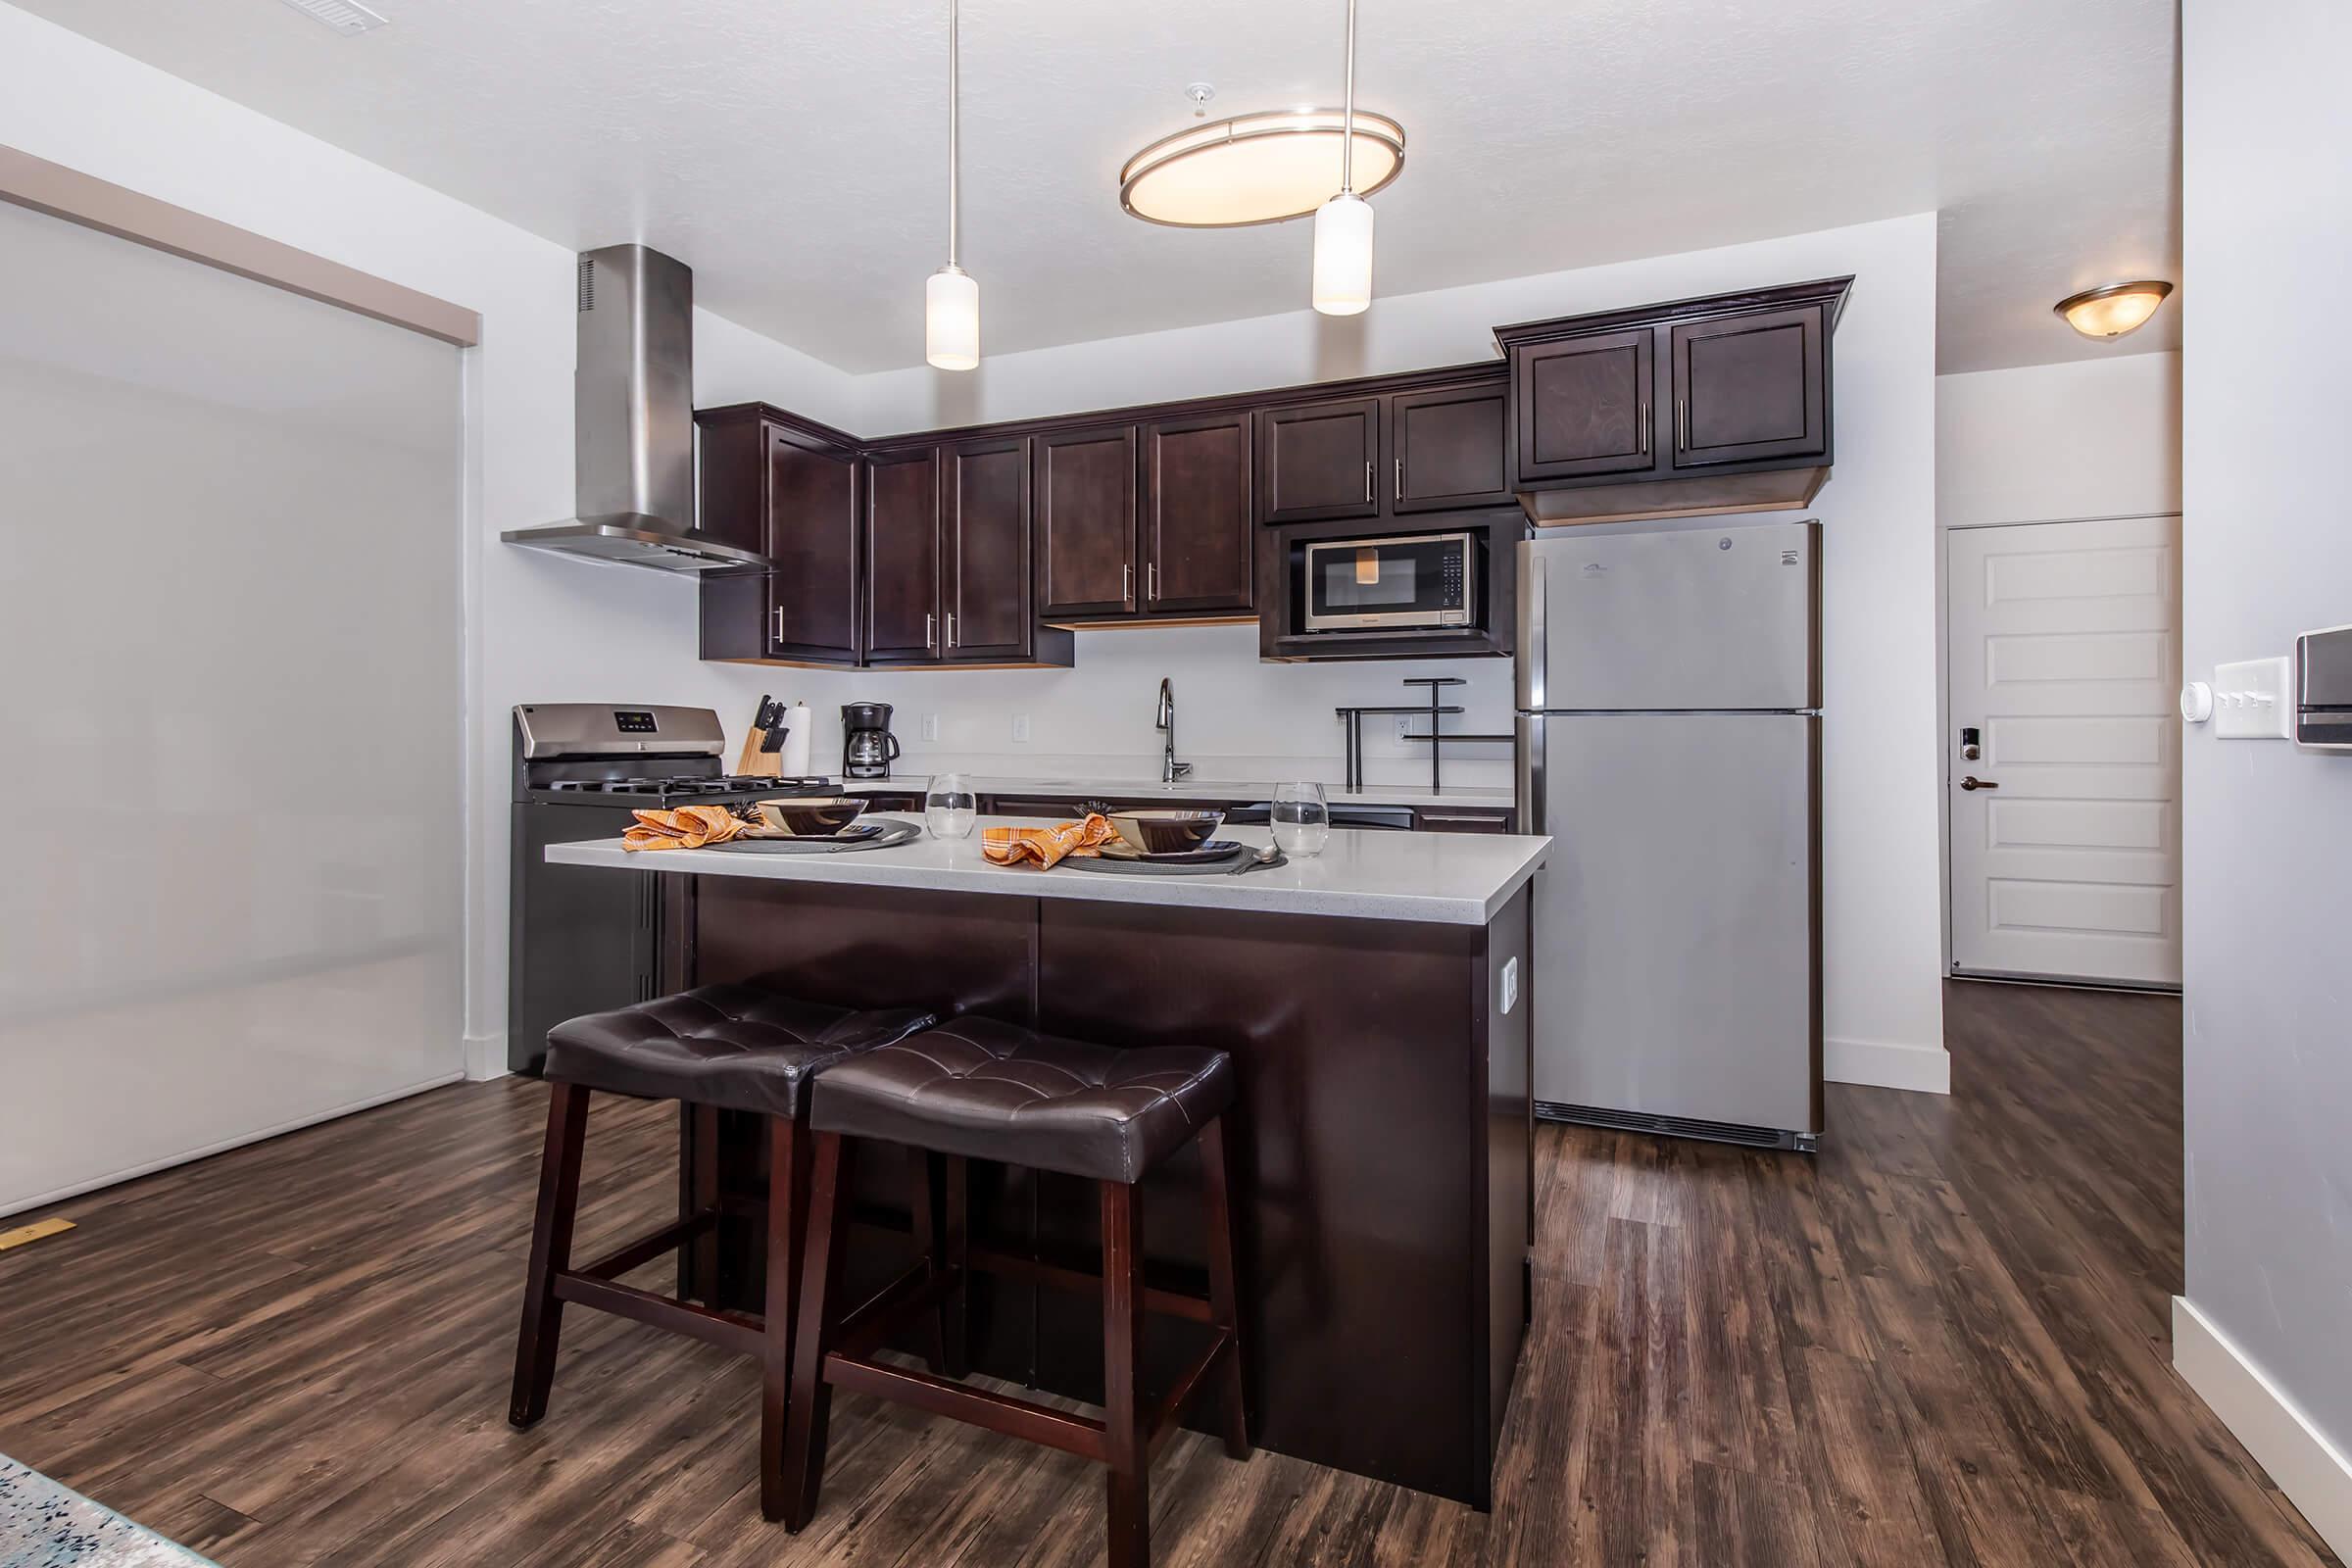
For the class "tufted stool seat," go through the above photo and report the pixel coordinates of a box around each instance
[781,1016,1251,1568]
[806,1014,1236,1183]
[545,984,939,1119]
[511,984,937,1525]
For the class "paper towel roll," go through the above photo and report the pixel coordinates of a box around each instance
[779,702,813,777]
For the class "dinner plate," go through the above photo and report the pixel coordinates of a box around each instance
[1094,838,1246,865]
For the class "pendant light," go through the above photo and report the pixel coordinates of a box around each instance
[925,0,979,370]
[1311,0,1375,317]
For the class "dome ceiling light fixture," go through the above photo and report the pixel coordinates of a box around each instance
[2054,279,2174,341]
[1117,97,1404,229]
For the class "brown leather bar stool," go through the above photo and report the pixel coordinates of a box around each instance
[778,1014,1250,1568]
[507,984,935,1520]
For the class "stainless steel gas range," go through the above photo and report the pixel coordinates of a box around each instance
[507,704,828,1074]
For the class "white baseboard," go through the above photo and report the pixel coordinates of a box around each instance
[2174,1296,2352,1560]
[1824,1036,1950,1095]
[465,1030,510,1082]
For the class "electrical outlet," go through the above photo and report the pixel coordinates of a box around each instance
[1396,714,1414,744]
[920,712,940,743]
[1011,713,1031,744]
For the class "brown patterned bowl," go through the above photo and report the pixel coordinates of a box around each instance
[754,796,869,837]
[1106,808,1225,855]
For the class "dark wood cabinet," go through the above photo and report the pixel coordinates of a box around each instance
[696,405,860,666]
[1670,303,1827,467]
[1256,398,1381,523]
[1034,425,1138,617]
[1511,328,1655,483]
[1496,276,1848,525]
[1144,411,1254,612]
[942,437,1032,662]
[1392,383,1515,512]
[862,445,942,664]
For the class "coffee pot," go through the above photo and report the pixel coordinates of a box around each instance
[841,701,900,779]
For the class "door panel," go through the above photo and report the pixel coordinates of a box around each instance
[1513,328,1655,481]
[1517,522,1818,711]
[1670,305,1826,467]
[1256,397,1380,523]
[763,425,861,662]
[1145,412,1253,612]
[1393,383,1513,511]
[1034,424,1137,617]
[945,436,1031,661]
[1526,712,1820,1135]
[864,447,941,663]
[1946,515,2182,986]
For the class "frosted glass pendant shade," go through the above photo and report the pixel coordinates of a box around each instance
[1312,192,1375,317]
[926,265,979,371]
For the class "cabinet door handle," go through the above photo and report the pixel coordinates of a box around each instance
[772,605,785,644]
[1394,458,1403,502]
[1148,562,1158,602]
[946,612,956,650]
[1123,562,1132,604]
[1638,400,1649,457]
[1363,460,1374,504]
[925,611,935,648]
[1676,398,1687,451]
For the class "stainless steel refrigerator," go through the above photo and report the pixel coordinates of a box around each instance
[1514,520,1822,1151]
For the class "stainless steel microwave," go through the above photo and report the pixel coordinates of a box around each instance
[1301,531,1479,632]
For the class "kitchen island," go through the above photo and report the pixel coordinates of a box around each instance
[547,820,1546,1507]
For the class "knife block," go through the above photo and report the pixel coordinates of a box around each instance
[736,724,785,777]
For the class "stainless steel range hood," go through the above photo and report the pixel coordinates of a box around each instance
[501,244,772,573]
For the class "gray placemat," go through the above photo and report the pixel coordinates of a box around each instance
[704,819,924,855]
[1058,844,1286,876]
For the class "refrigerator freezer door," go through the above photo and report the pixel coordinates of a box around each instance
[1523,711,1821,1138]
[1517,521,1820,712]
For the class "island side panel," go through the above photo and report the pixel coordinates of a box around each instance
[1480,881,1536,1490]
[1033,899,1493,1506]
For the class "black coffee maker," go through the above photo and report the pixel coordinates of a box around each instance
[841,702,900,779]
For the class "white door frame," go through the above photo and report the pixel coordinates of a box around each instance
[1938,512,2184,992]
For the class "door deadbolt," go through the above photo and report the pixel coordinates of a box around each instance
[1959,725,1982,761]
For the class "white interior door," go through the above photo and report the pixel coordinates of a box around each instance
[1946,515,2182,986]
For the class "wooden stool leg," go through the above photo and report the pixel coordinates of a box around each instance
[907,1147,949,1376]
[780,1131,854,1530]
[1101,1180,1151,1568]
[759,1113,807,1523]
[509,1082,589,1429]
[1199,1117,1252,1460]
[940,1154,969,1380]
[688,1103,721,1302]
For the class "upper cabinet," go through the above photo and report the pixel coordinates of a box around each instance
[941,437,1033,662]
[696,405,861,666]
[1391,382,1514,512]
[1496,276,1849,525]
[1034,424,1139,618]
[1257,398,1382,523]
[862,445,943,665]
[1143,411,1254,613]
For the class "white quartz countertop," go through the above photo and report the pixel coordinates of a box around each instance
[829,774,1517,813]
[548,817,1547,926]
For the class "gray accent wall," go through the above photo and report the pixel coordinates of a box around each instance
[2180,0,2352,1459]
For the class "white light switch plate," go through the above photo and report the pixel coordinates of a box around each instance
[2213,657,2292,739]
[1500,956,1519,1015]
[1010,713,1031,743]
[920,712,940,743]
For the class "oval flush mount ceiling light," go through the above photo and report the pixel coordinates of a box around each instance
[1119,107,1404,228]
[2055,279,2174,340]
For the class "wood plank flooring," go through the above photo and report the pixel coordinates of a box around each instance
[0,981,2337,1565]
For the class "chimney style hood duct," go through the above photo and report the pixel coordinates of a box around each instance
[501,245,772,573]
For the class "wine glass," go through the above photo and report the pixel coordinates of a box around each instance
[1271,781,1330,858]
[924,772,977,841]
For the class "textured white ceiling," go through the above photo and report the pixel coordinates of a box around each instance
[16,0,2180,374]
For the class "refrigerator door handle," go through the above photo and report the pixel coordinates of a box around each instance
[1520,549,1547,710]
[1516,714,1544,835]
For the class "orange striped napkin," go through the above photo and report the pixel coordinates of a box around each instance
[622,805,752,852]
[981,813,1120,870]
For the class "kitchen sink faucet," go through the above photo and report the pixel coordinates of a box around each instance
[1156,677,1192,784]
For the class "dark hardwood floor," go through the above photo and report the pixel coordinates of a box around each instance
[0,982,2336,1566]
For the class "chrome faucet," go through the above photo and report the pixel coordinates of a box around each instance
[1155,677,1192,783]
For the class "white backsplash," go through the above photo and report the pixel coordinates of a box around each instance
[696,622,1518,793]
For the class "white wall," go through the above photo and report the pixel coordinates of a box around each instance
[2173,0,2352,1553]
[0,2,861,1079]
[1936,353,2180,526]
[721,215,1951,1089]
